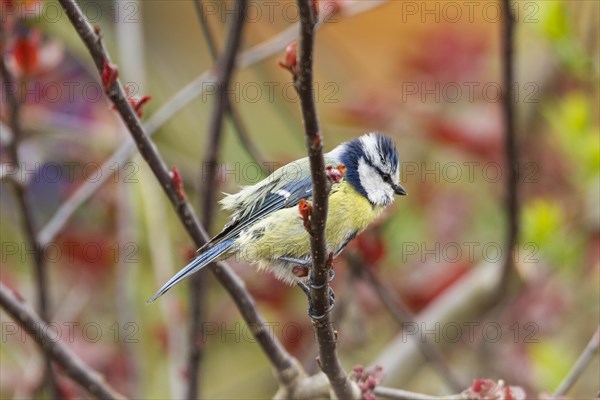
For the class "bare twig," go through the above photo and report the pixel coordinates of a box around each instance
[554,325,600,396]
[294,1,358,398]
[187,1,248,397]
[56,0,296,380]
[1,53,60,399]
[193,0,268,170]
[373,260,503,385]
[349,258,464,392]
[37,1,388,248]
[374,386,462,400]
[498,0,520,294]
[0,283,127,400]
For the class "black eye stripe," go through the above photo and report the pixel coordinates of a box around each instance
[374,166,391,182]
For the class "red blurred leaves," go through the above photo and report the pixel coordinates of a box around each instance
[405,28,488,83]
[278,41,298,79]
[352,230,386,267]
[326,164,346,184]
[401,261,469,312]
[13,33,40,76]
[101,60,119,92]
[9,29,63,79]
[427,107,503,162]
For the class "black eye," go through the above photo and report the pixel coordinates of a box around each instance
[382,174,391,183]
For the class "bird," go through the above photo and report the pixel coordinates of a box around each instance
[147,132,406,314]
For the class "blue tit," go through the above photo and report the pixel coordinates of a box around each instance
[147,132,406,303]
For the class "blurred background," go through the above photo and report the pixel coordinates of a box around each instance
[1,0,599,398]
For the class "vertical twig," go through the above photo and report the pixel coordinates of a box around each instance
[193,0,268,170]
[295,1,358,398]
[0,283,127,400]
[498,0,519,294]
[1,54,60,399]
[187,1,248,397]
[553,326,600,396]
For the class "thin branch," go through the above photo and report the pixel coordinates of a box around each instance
[1,53,60,400]
[554,325,600,396]
[193,0,268,170]
[56,0,296,380]
[498,0,520,294]
[295,0,357,398]
[374,386,461,400]
[37,0,388,248]
[0,283,127,400]
[372,260,503,385]
[349,258,464,392]
[188,1,248,397]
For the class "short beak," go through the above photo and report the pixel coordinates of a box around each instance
[392,183,407,196]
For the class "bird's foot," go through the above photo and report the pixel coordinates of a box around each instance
[297,267,336,320]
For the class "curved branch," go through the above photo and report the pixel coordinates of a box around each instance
[0,283,126,400]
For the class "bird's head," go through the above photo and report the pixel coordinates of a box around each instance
[333,132,407,206]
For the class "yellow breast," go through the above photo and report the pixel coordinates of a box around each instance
[236,181,384,261]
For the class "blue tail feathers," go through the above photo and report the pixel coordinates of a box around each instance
[146,239,234,303]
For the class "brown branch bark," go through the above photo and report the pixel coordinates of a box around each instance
[294,1,358,398]
[1,54,60,399]
[56,0,296,380]
[0,283,126,400]
[498,0,520,295]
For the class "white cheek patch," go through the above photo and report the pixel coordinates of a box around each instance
[358,158,394,206]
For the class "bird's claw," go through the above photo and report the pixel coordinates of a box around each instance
[298,269,336,320]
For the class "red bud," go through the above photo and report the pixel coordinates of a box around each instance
[101,60,119,92]
[278,41,298,79]
[325,164,346,183]
[170,166,185,200]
